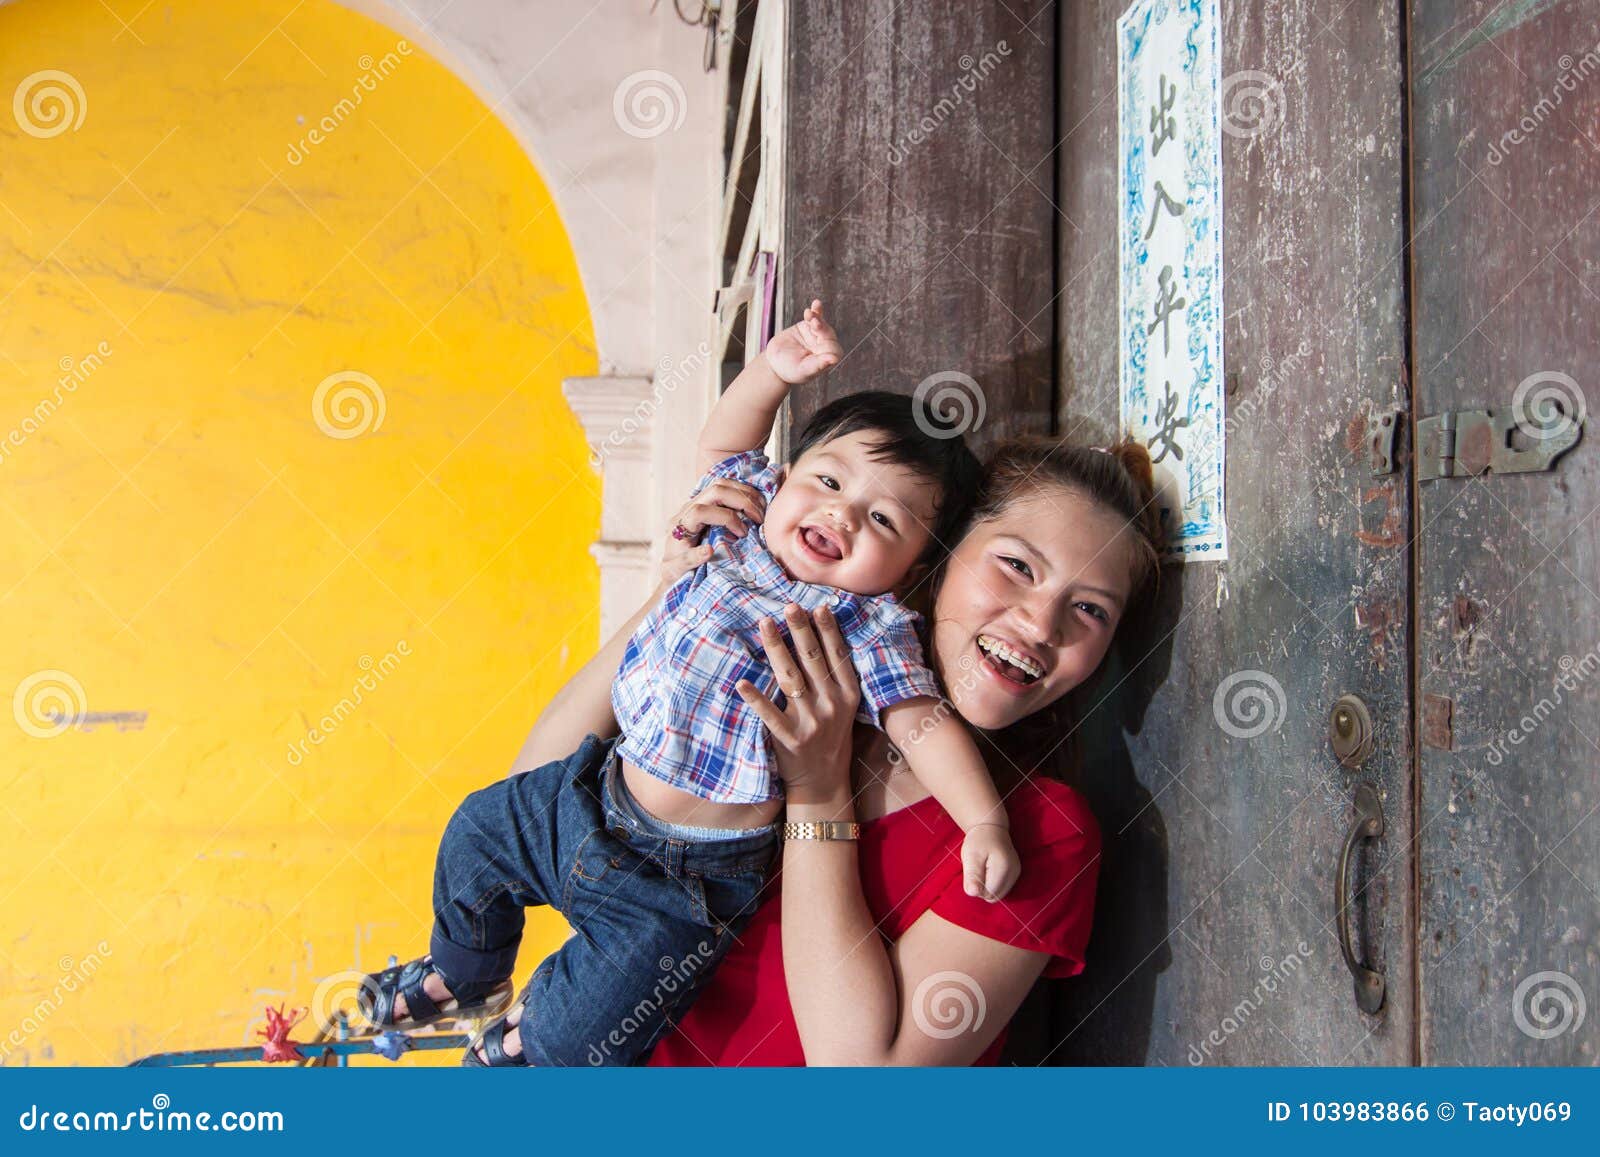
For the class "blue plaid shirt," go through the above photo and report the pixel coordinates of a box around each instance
[612,451,941,804]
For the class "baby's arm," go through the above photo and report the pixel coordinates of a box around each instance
[696,298,842,476]
[880,701,1021,902]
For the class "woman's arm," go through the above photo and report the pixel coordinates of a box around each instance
[508,477,768,775]
[783,786,1049,1065]
[506,598,642,774]
[738,607,1052,1066]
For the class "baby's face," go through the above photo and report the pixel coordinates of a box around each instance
[764,429,940,597]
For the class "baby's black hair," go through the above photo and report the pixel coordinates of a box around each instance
[788,389,984,554]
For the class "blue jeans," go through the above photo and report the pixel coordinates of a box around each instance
[428,733,779,1066]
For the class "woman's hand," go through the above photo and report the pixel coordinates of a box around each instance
[655,477,767,590]
[761,299,843,386]
[735,603,860,806]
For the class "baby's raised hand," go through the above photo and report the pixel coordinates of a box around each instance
[960,823,1021,903]
[763,298,843,385]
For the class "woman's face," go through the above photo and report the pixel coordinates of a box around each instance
[930,483,1138,732]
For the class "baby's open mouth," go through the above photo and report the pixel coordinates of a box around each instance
[800,525,843,561]
[977,634,1044,685]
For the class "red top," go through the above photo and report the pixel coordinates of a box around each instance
[648,775,1102,1066]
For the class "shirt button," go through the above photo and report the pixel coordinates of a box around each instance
[828,594,840,606]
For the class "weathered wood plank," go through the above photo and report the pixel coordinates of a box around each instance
[781,0,1057,457]
[1410,0,1600,1066]
[1053,0,1415,1065]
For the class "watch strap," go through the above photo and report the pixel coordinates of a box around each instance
[781,819,861,841]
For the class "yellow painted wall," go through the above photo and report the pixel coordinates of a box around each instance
[1,0,599,1065]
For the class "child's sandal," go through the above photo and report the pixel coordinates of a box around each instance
[358,956,512,1030]
[460,983,534,1067]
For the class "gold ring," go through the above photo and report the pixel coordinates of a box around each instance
[784,685,807,700]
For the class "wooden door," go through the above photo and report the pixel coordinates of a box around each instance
[774,0,1597,1065]
[1409,0,1599,1065]
[1051,0,1416,1065]
[780,0,1059,454]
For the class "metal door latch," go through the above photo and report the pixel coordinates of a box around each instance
[1369,411,1402,476]
[1417,403,1583,481]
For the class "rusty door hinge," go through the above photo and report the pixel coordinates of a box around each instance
[1417,403,1583,482]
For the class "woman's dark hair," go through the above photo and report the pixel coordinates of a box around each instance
[789,390,984,552]
[966,436,1164,606]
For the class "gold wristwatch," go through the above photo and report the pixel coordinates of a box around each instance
[781,819,861,841]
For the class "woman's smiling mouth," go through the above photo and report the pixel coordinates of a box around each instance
[976,634,1044,686]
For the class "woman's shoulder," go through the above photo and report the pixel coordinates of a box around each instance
[1005,774,1102,857]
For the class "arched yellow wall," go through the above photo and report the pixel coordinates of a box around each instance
[1,0,598,1065]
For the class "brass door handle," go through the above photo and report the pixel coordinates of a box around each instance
[1336,783,1386,1014]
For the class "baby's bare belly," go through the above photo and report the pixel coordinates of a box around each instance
[620,758,782,830]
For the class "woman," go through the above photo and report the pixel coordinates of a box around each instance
[475,435,1163,1065]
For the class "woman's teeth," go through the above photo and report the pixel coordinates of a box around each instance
[977,635,1043,683]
